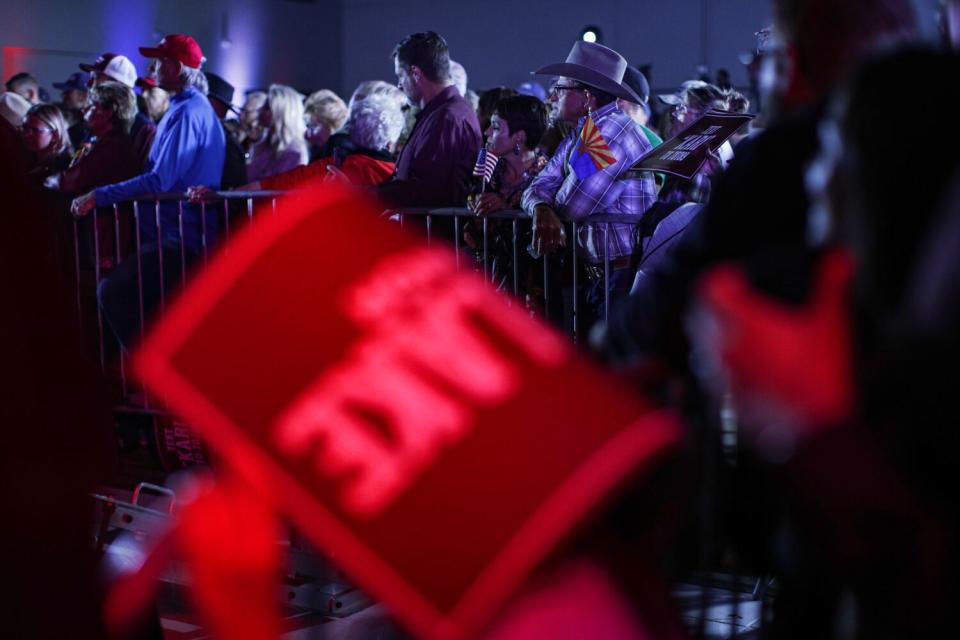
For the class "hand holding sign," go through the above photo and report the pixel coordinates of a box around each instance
[632,111,753,180]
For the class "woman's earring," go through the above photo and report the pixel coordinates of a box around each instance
[514,141,521,156]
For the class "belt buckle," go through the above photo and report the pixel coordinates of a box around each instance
[584,264,602,281]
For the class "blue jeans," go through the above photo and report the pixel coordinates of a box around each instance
[564,266,634,339]
[98,243,197,350]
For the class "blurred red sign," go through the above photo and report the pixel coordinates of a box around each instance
[135,184,682,639]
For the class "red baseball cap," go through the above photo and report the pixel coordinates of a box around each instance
[139,34,204,69]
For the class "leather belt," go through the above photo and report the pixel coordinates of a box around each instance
[583,256,632,280]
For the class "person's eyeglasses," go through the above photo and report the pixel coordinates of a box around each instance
[549,84,582,96]
[21,126,53,135]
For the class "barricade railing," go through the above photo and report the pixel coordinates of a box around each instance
[70,191,285,410]
[389,206,642,337]
[70,194,638,401]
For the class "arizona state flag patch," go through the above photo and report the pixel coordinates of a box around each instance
[569,115,617,180]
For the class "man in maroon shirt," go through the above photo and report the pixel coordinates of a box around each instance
[376,31,481,208]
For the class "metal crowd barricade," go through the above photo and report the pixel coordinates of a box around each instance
[71,196,645,372]
[70,191,285,410]
[389,207,642,341]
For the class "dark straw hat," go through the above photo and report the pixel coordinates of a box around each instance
[205,72,238,113]
[533,41,642,104]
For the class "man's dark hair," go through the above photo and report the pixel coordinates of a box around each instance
[494,95,548,149]
[477,86,517,132]
[577,83,617,108]
[6,72,38,93]
[684,82,728,112]
[392,31,451,83]
[537,121,572,157]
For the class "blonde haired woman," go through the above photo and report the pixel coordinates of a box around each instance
[246,84,308,181]
[21,103,73,184]
[304,89,347,153]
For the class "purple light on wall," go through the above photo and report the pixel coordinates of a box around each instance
[213,2,264,100]
[102,0,156,78]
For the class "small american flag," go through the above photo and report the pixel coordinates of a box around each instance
[472,148,499,183]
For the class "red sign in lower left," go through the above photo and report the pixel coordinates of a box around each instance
[134,183,683,639]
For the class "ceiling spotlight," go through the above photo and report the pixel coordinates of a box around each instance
[580,25,602,44]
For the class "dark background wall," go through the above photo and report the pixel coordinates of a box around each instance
[0,0,943,102]
[340,0,769,95]
[0,0,343,99]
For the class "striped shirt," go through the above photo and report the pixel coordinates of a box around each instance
[522,102,656,263]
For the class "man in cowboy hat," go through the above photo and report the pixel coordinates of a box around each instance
[522,40,657,331]
[204,71,246,189]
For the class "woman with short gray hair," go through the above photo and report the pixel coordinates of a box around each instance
[347,80,408,111]
[316,81,408,162]
[349,93,405,153]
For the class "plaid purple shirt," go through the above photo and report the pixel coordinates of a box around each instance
[522,102,656,263]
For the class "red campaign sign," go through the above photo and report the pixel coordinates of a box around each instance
[135,183,683,639]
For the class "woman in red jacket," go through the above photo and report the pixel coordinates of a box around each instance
[190,92,401,200]
[258,92,401,189]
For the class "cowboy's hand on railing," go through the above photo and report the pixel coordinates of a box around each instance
[532,204,567,255]
[470,192,508,216]
[70,191,96,218]
[186,186,215,203]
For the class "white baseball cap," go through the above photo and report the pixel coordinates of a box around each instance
[102,55,138,88]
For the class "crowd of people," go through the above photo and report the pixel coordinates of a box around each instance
[3,0,960,637]
[0,25,758,343]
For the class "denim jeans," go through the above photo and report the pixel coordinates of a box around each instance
[98,243,196,350]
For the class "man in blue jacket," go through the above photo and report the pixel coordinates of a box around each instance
[72,34,225,348]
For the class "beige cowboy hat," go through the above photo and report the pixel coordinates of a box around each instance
[533,41,642,104]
